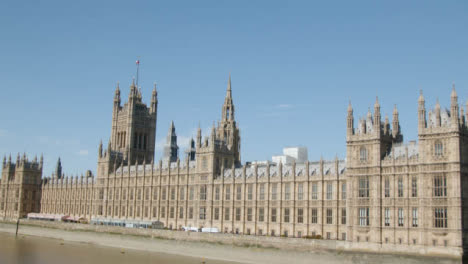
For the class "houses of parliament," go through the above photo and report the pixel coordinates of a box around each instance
[1,73,468,254]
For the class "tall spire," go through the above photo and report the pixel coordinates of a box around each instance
[451,83,459,127]
[196,123,202,148]
[162,121,178,163]
[392,104,400,138]
[56,157,62,179]
[347,100,354,136]
[151,82,158,113]
[222,73,235,121]
[418,89,426,132]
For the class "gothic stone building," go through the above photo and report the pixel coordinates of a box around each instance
[1,75,467,253]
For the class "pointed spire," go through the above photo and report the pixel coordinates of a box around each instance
[227,72,232,92]
[392,104,400,138]
[418,89,425,103]
[451,83,459,128]
[196,123,202,148]
[451,83,457,98]
[347,100,354,136]
[374,96,380,109]
[99,139,103,158]
[56,157,62,179]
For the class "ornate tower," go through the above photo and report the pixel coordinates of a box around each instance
[196,74,241,178]
[162,121,179,163]
[98,78,158,177]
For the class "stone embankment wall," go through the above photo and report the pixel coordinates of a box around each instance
[0,219,462,259]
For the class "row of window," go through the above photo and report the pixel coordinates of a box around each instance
[358,175,447,198]
[96,182,348,202]
[360,207,447,228]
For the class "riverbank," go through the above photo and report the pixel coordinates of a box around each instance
[0,220,462,264]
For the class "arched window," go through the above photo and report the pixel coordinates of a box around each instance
[202,157,208,170]
[360,147,368,161]
[226,107,230,119]
[435,141,443,156]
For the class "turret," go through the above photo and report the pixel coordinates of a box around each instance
[347,101,354,136]
[435,99,441,127]
[55,157,62,179]
[98,139,103,158]
[151,83,158,114]
[222,73,235,121]
[162,121,179,163]
[196,124,202,148]
[418,90,426,132]
[374,97,381,133]
[392,105,400,138]
[451,84,459,128]
[114,82,121,107]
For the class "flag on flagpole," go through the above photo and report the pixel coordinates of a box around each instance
[136,60,140,65]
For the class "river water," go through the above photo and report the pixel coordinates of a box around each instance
[0,232,241,264]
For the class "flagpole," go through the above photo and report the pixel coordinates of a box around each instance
[136,58,140,88]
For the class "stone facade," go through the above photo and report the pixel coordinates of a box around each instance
[0,75,467,254]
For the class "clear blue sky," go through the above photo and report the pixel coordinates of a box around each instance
[1,1,467,176]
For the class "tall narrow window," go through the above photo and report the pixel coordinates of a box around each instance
[326,208,333,224]
[298,183,304,200]
[384,208,390,226]
[271,183,277,200]
[271,208,277,223]
[225,186,231,200]
[199,207,206,220]
[297,208,304,223]
[411,177,417,197]
[412,208,418,227]
[434,207,448,228]
[236,185,242,200]
[214,207,220,220]
[359,208,369,226]
[311,183,318,200]
[215,186,220,201]
[433,175,447,197]
[284,208,290,223]
[189,187,194,200]
[170,188,175,200]
[162,188,166,200]
[180,187,185,200]
[434,141,443,156]
[384,177,390,198]
[259,184,265,200]
[358,177,369,197]
[179,207,184,219]
[341,208,346,225]
[311,208,318,224]
[224,208,230,221]
[247,184,253,200]
[284,183,291,200]
[258,208,265,222]
[398,208,404,227]
[199,186,206,201]
[360,147,368,161]
[326,183,333,200]
[188,207,193,219]
[398,177,403,197]
[247,208,253,221]
[236,208,241,221]
[341,183,346,200]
